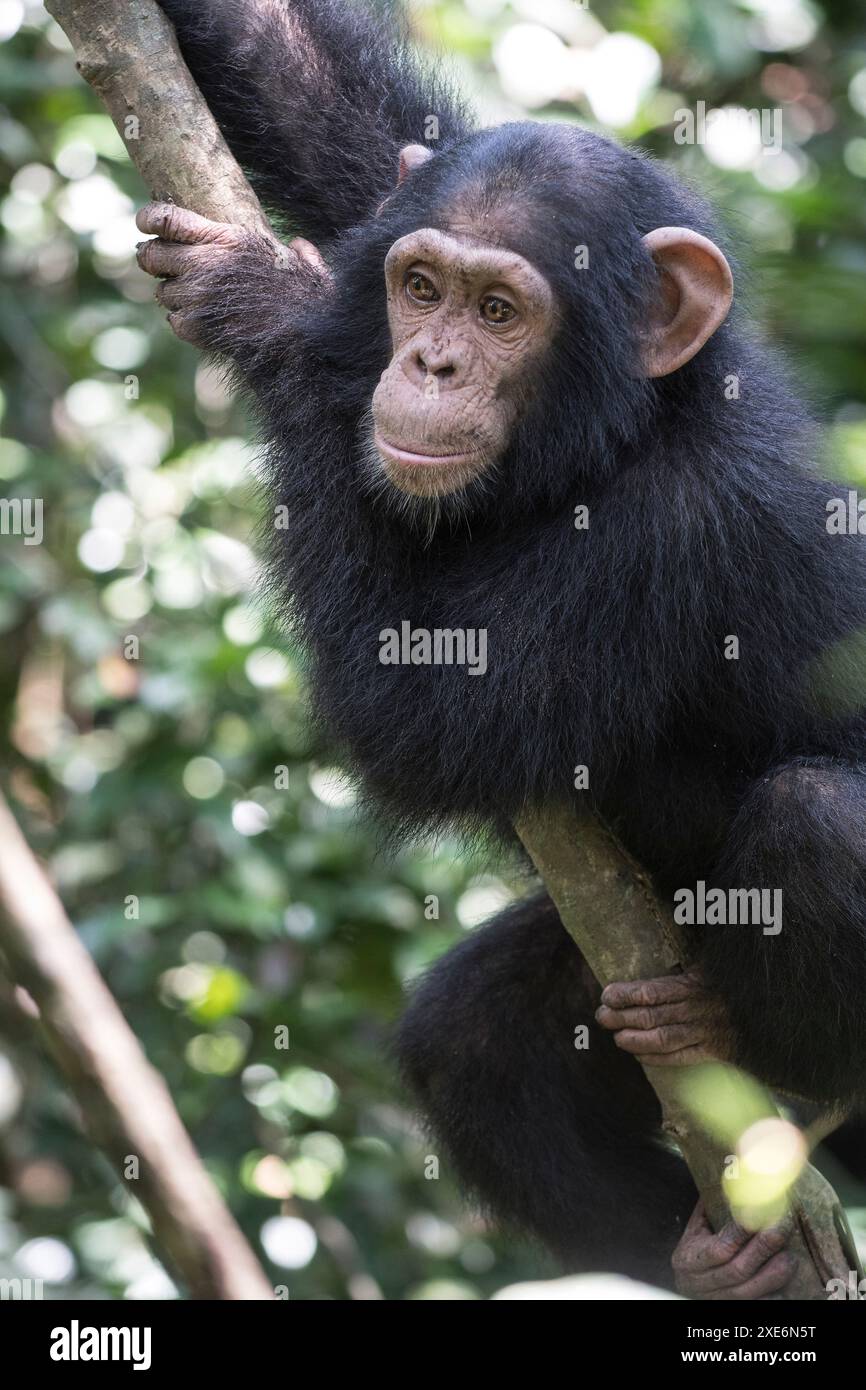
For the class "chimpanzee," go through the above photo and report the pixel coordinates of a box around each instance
[137,0,866,1296]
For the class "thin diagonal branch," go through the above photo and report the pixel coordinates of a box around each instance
[0,790,273,1299]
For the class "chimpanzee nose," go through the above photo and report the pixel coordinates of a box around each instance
[406,344,458,391]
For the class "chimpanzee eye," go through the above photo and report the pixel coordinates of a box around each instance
[405,271,440,304]
[480,294,516,326]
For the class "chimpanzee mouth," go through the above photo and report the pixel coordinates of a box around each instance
[374,432,479,468]
[359,415,495,513]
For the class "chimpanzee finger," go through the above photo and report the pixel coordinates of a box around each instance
[136,202,241,247]
[165,311,205,347]
[596,999,698,1032]
[702,1251,795,1301]
[673,1208,750,1275]
[612,1022,706,1054]
[601,974,700,1009]
[691,1227,789,1293]
[641,1045,717,1066]
[288,235,329,275]
[681,1199,714,1245]
[725,1227,791,1285]
[155,278,190,311]
[136,240,198,279]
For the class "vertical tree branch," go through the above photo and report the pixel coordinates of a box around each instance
[44,0,271,234]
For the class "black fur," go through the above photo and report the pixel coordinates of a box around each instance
[158,0,866,1277]
[157,0,471,241]
[395,893,698,1286]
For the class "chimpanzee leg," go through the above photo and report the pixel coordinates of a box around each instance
[600,759,866,1102]
[700,758,866,1103]
[397,891,798,1295]
[394,893,697,1287]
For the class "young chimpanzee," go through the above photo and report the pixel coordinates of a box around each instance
[139,0,866,1296]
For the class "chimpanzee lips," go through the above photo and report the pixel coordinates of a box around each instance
[374,432,480,467]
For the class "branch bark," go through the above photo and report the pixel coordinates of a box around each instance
[0,792,273,1299]
[44,0,271,235]
[516,805,860,1300]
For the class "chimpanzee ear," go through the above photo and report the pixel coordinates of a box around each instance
[398,144,434,184]
[639,227,733,377]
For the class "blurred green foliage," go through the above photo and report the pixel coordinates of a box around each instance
[0,0,865,1300]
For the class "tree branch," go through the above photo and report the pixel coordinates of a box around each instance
[44,0,271,234]
[0,792,273,1299]
[516,806,860,1299]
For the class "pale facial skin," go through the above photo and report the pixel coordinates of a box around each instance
[370,228,556,498]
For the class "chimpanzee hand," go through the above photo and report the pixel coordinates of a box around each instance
[595,966,731,1066]
[672,1201,795,1300]
[135,202,328,355]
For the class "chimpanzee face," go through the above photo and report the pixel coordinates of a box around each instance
[370,148,733,500]
[371,227,556,499]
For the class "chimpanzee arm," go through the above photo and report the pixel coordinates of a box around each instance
[135,202,331,377]
[156,0,472,240]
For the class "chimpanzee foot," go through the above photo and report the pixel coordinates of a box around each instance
[595,967,731,1065]
[672,1200,795,1300]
